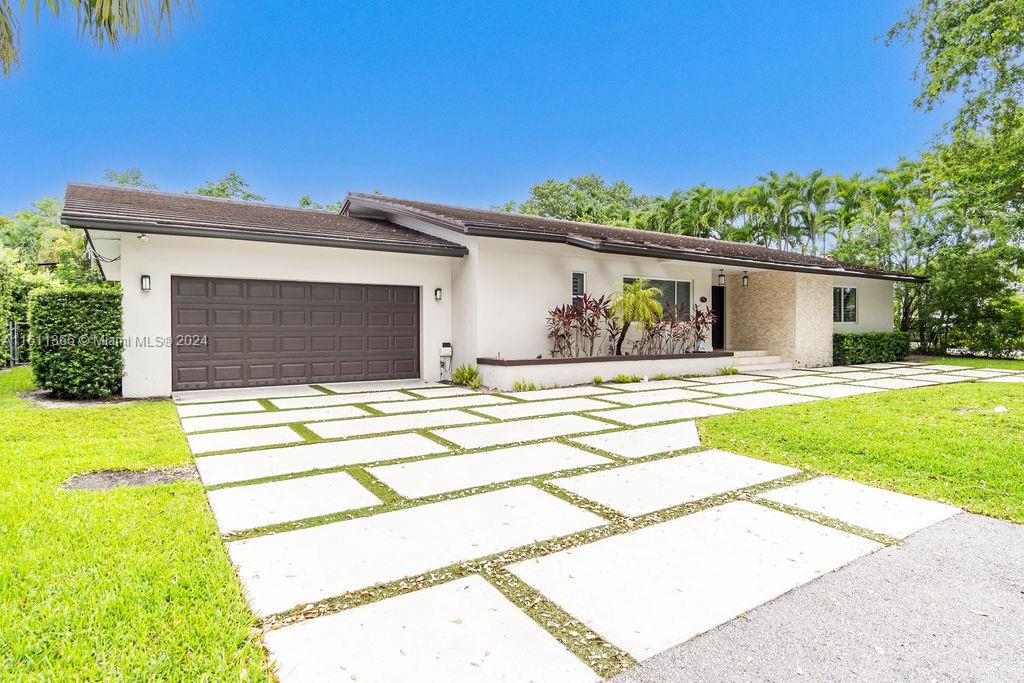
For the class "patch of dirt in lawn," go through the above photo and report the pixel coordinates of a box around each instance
[62,465,198,490]
[21,389,156,409]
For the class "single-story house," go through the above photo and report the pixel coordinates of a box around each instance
[61,183,919,397]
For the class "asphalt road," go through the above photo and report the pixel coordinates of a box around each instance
[614,513,1024,683]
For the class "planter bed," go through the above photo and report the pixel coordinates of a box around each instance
[477,352,734,389]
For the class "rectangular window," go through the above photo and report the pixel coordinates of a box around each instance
[571,272,586,302]
[833,287,857,323]
[623,277,692,318]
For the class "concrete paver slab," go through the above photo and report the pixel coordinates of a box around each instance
[308,410,485,440]
[849,378,936,390]
[945,369,1014,378]
[406,386,479,398]
[368,442,609,498]
[698,381,788,395]
[319,379,443,393]
[432,415,611,449]
[187,426,304,455]
[264,576,598,683]
[472,397,620,420]
[786,384,884,399]
[228,486,606,616]
[174,384,322,404]
[176,400,265,418]
[981,375,1024,383]
[702,392,818,410]
[269,391,413,409]
[550,450,799,516]
[502,386,621,401]
[598,388,714,405]
[603,379,698,391]
[509,501,880,659]
[768,375,846,388]
[760,476,960,539]
[909,372,973,384]
[206,472,381,534]
[570,421,700,459]
[180,405,369,433]
[195,433,450,486]
[685,374,767,384]
[596,402,733,426]
[819,371,889,381]
[367,394,513,414]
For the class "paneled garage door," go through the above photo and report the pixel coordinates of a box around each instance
[171,276,419,391]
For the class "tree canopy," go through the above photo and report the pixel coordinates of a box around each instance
[1,0,194,75]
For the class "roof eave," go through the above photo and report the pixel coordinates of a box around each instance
[61,215,468,258]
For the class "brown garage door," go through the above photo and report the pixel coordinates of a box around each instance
[171,276,419,391]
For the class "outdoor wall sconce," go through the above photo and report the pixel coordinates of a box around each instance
[140,274,151,292]
[718,269,726,286]
[742,271,749,287]
[434,287,443,302]
[137,233,149,242]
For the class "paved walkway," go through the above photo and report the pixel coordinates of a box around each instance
[172,362,1019,681]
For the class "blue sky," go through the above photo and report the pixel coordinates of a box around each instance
[0,1,950,215]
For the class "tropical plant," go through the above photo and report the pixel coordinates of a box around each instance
[610,278,663,355]
[513,379,537,392]
[1,0,195,76]
[451,364,481,388]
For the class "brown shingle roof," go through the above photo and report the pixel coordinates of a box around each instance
[61,183,467,257]
[345,192,921,281]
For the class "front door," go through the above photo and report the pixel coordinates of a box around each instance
[711,285,725,349]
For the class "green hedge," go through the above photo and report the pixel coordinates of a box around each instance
[833,331,911,365]
[29,287,123,398]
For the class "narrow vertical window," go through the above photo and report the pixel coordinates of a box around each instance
[833,287,857,322]
[571,272,586,302]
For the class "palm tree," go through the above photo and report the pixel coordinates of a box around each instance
[1,0,194,75]
[758,171,801,250]
[611,278,663,355]
[795,169,838,255]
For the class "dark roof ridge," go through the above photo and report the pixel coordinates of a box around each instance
[348,191,829,262]
[66,181,342,216]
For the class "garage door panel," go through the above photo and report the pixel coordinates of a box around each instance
[171,276,419,390]
[247,309,277,326]
[212,337,243,354]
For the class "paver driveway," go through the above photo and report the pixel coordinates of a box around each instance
[170,363,1015,681]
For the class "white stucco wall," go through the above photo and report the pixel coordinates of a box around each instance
[472,238,716,360]
[832,276,895,333]
[118,234,454,397]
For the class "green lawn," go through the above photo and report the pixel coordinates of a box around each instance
[917,355,1024,370]
[701,382,1024,522]
[0,367,270,680]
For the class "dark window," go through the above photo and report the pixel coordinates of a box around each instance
[833,287,857,323]
[623,277,692,318]
[572,272,586,301]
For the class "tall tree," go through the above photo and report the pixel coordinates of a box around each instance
[888,0,1024,139]
[189,171,264,201]
[104,168,157,189]
[1,0,195,76]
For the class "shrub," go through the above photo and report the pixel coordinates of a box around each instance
[592,375,603,384]
[612,373,642,383]
[833,331,911,365]
[718,366,739,375]
[451,364,481,389]
[29,287,123,398]
[513,379,537,392]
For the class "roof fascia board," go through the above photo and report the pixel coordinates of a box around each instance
[467,223,920,282]
[344,196,921,282]
[63,217,468,258]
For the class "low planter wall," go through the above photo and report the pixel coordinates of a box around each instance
[477,352,735,390]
